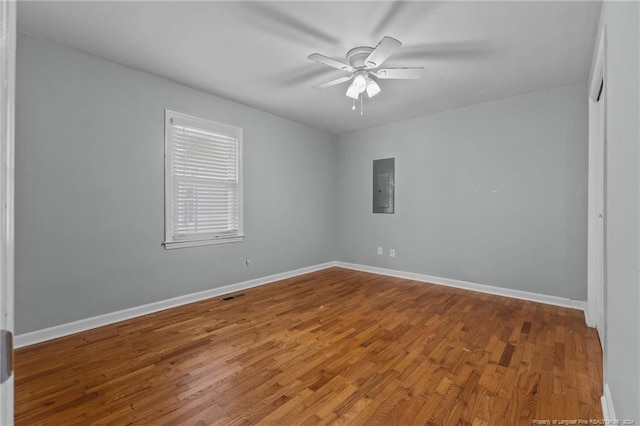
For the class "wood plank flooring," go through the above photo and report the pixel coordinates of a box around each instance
[15,267,603,425]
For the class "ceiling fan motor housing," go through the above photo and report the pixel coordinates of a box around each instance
[346,46,375,69]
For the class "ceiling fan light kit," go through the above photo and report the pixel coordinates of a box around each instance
[366,78,381,98]
[346,83,360,100]
[308,36,424,114]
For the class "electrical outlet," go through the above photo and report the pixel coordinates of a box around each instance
[377,247,383,256]
[389,249,396,258]
[245,258,251,267]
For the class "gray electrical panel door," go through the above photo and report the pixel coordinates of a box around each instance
[373,158,394,213]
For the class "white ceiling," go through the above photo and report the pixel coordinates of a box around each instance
[17,1,601,134]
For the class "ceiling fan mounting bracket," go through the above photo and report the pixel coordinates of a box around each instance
[346,46,374,69]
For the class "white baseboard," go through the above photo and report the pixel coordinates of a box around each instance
[14,261,337,348]
[16,260,588,348]
[584,306,596,328]
[336,262,587,312]
[601,383,616,420]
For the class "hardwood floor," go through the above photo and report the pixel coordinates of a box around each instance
[15,267,603,425]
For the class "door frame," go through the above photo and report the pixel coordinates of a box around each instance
[0,0,16,423]
[586,26,607,372]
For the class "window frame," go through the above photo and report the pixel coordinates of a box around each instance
[163,110,244,250]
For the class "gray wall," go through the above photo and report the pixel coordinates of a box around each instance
[15,35,338,334]
[337,82,588,301]
[597,2,640,420]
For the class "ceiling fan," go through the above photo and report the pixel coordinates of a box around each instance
[308,36,423,109]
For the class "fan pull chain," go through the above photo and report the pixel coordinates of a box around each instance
[352,98,356,110]
[360,94,363,116]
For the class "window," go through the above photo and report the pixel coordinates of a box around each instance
[164,110,243,249]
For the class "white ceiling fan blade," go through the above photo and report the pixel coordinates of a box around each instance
[308,53,354,72]
[374,67,424,79]
[312,75,354,90]
[365,36,402,68]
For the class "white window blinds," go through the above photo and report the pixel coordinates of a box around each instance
[164,111,243,249]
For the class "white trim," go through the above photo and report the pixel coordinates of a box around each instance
[583,308,593,329]
[336,262,587,311]
[16,261,591,348]
[586,93,598,328]
[0,0,15,423]
[164,109,244,250]
[15,262,336,348]
[601,383,616,420]
[587,26,607,335]
[163,235,244,250]
[589,27,606,101]
[587,34,609,418]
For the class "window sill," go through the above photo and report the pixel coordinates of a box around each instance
[163,235,244,250]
